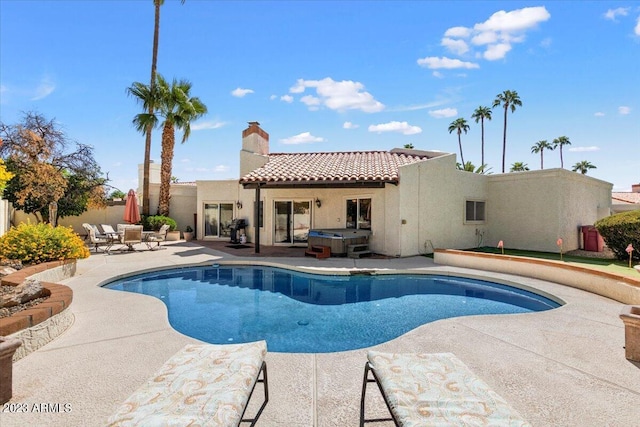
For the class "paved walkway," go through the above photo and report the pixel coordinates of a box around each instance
[2,241,639,426]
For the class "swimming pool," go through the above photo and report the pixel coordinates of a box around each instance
[103,265,561,353]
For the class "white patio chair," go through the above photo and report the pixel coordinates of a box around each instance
[82,223,111,253]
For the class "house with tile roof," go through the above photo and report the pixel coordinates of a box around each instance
[612,184,640,213]
[169,122,611,256]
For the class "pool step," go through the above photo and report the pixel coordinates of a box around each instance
[348,243,371,258]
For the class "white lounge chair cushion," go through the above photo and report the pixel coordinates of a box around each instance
[367,351,531,427]
[108,340,267,427]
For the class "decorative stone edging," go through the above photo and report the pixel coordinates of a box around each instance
[0,260,75,359]
[433,249,640,305]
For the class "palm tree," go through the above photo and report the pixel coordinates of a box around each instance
[471,106,492,168]
[448,118,470,166]
[129,74,207,216]
[510,162,530,172]
[140,0,185,217]
[456,161,492,174]
[531,140,553,169]
[572,160,596,174]
[492,90,522,173]
[155,75,207,216]
[552,136,571,168]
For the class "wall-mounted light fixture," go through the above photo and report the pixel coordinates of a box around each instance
[315,198,321,208]
[236,200,243,209]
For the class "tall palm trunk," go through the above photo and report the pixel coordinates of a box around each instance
[560,147,564,168]
[480,118,485,168]
[142,1,162,216]
[501,105,508,173]
[457,131,465,165]
[540,151,544,169]
[158,122,175,216]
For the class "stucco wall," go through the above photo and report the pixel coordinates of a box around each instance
[397,154,490,257]
[196,180,243,240]
[487,169,612,252]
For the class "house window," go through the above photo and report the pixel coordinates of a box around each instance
[346,198,371,229]
[465,200,486,222]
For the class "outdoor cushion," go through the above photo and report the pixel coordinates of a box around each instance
[366,351,531,427]
[107,340,267,427]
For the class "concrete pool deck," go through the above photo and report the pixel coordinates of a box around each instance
[2,241,639,426]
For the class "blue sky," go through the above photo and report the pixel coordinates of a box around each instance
[1,1,638,192]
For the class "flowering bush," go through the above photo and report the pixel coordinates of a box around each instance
[0,222,90,264]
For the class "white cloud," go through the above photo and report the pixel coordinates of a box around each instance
[635,15,640,36]
[191,120,226,131]
[444,26,471,38]
[594,112,605,117]
[280,94,293,103]
[428,107,458,118]
[343,121,359,129]
[604,7,629,21]
[619,106,631,115]
[474,7,550,33]
[231,87,254,97]
[269,94,277,100]
[417,56,479,69]
[433,6,550,64]
[31,76,55,100]
[289,77,384,113]
[280,132,325,145]
[568,146,600,152]
[441,37,469,55]
[368,121,422,135]
[432,71,444,79]
[483,43,512,60]
[214,165,230,173]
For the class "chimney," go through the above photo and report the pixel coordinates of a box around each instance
[240,121,269,177]
[632,184,640,193]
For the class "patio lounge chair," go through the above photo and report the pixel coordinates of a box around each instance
[145,223,170,249]
[118,225,143,252]
[82,223,111,253]
[107,340,269,427]
[360,351,531,427]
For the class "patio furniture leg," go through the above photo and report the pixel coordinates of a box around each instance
[360,362,397,427]
[241,361,269,426]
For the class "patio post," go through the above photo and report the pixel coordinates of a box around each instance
[254,186,260,253]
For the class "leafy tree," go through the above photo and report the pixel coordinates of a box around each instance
[448,117,470,166]
[552,136,571,168]
[510,162,530,172]
[572,160,596,174]
[492,90,522,173]
[0,159,15,197]
[109,189,127,200]
[0,112,107,223]
[128,75,207,216]
[531,140,553,169]
[471,106,492,168]
[403,143,414,149]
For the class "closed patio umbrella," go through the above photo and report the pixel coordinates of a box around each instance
[124,189,141,224]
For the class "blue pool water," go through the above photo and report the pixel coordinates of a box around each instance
[103,265,560,353]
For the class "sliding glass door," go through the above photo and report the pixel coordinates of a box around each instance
[203,202,234,238]
[274,200,311,245]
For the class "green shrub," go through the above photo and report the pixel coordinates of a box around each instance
[143,215,177,232]
[594,210,640,261]
[0,222,90,264]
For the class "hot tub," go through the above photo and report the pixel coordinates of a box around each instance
[307,229,371,256]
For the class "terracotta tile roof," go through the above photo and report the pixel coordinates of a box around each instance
[239,150,432,186]
[612,192,640,204]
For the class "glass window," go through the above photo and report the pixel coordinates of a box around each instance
[465,200,486,222]
[346,198,372,229]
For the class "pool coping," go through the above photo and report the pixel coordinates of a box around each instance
[433,249,640,305]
